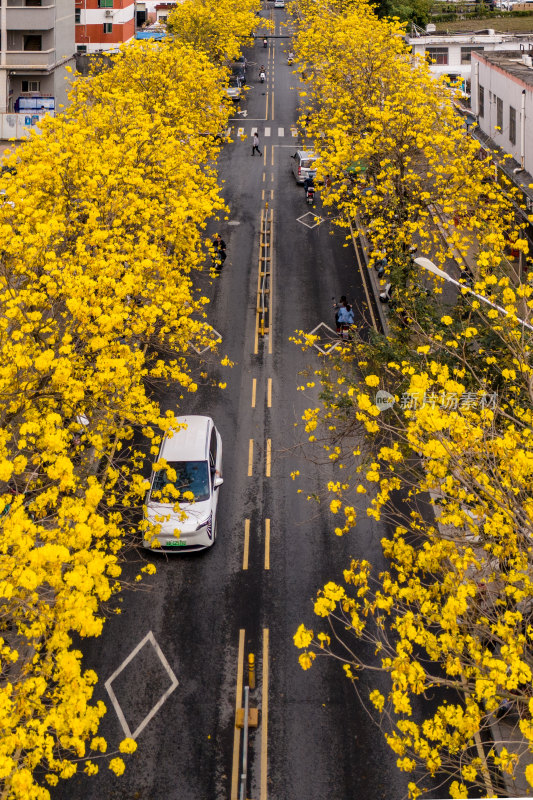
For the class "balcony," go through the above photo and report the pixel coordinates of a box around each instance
[4,48,56,67]
[6,5,55,29]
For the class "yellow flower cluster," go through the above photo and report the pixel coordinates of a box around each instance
[292,0,533,792]
[0,0,259,792]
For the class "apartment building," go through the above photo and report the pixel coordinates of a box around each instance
[407,25,533,85]
[0,0,75,117]
[467,49,533,258]
[75,0,135,54]
[471,50,533,175]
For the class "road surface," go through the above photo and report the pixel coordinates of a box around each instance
[56,7,407,800]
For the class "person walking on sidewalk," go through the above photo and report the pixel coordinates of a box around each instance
[251,131,262,157]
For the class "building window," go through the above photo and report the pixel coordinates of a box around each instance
[77,44,87,53]
[461,46,483,64]
[22,80,40,92]
[75,8,81,22]
[496,96,503,131]
[25,0,42,5]
[478,85,484,117]
[23,34,42,51]
[426,47,449,65]
[98,0,113,6]
[103,22,113,33]
[509,106,516,145]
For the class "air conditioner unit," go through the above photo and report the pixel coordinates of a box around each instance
[104,9,113,16]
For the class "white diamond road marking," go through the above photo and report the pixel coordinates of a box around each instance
[105,631,179,740]
[307,322,342,355]
[264,127,271,137]
[189,327,222,355]
[297,212,324,229]
[278,127,284,137]
[237,127,244,138]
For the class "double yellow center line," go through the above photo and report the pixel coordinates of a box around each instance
[243,518,271,572]
[247,435,271,477]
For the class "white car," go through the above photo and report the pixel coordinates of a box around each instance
[274,0,285,6]
[226,75,244,102]
[291,149,317,184]
[143,416,223,552]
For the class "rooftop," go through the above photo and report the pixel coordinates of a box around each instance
[435,15,533,33]
[474,48,533,84]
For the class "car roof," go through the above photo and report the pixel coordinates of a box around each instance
[161,416,212,462]
[297,150,317,159]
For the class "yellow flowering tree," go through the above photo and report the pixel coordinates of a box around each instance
[0,35,236,799]
[290,0,527,290]
[167,0,260,64]
[291,0,533,795]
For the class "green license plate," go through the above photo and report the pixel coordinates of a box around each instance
[167,540,187,547]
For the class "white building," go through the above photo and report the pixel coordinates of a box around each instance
[407,25,533,84]
[470,49,533,176]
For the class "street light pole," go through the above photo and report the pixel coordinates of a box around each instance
[414,256,533,332]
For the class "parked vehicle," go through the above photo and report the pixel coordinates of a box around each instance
[230,61,246,84]
[226,75,244,102]
[143,416,223,552]
[291,150,317,184]
[379,283,393,303]
[274,0,285,7]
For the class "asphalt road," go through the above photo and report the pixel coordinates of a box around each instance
[56,7,408,800]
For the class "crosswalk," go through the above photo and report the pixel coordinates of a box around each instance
[262,127,290,137]
[234,125,298,140]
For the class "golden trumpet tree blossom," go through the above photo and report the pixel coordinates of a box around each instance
[290,0,527,286]
[167,0,261,64]
[0,36,235,799]
[292,0,533,795]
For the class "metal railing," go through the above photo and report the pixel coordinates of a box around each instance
[239,686,250,800]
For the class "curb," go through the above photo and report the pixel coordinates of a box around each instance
[347,217,390,336]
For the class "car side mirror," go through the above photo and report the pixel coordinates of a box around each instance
[214,476,224,488]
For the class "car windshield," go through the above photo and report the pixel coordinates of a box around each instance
[152,461,210,503]
[229,76,241,88]
[301,159,315,168]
